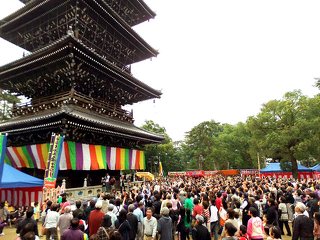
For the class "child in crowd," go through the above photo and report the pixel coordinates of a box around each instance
[238,225,249,240]
[267,226,282,240]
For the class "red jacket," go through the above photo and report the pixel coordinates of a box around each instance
[88,209,105,236]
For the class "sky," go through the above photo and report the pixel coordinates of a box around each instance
[0,1,319,141]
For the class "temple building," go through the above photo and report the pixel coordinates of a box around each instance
[0,0,163,186]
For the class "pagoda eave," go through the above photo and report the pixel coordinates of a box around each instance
[0,0,158,65]
[0,35,161,104]
[18,0,156,26]
[0,105,164,146]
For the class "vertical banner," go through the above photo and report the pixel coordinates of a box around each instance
[0,134,7,182]
[44,133,64,189]
[159,161,163,176]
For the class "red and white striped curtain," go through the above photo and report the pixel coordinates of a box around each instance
[0,187,42,206]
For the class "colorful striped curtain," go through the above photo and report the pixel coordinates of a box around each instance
[5,141,145,171]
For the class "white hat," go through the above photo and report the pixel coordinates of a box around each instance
[95,201,102,209]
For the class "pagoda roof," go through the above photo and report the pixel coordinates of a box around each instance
[0,35,161,104]
[17,0,156,26]
[0,0,158,64]
[0,104,164,143]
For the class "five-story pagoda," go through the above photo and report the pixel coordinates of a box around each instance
[0,0,163,185]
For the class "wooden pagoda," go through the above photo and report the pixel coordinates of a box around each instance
[0,0,163,176]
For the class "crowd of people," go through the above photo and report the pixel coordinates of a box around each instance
[1,174,320,240]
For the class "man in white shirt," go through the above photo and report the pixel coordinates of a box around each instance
[210,199,219,240]
[143,207,157,240]
[44,204,60,240]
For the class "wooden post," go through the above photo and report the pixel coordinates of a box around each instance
[257,152,261,178]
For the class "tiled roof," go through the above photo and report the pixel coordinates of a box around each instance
[0,105,164,142]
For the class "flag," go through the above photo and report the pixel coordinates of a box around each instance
[159,161,163,176]
[0,134,7,182]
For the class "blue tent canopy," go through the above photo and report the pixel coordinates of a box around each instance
[260,162,312,173]
[311,164,320,171]
[0,163,43,188]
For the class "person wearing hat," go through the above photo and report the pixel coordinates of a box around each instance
[88,201,105,237]
[157,207,173,240]
[191,215,210,240]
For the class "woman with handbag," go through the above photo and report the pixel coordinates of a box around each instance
[278,196,291,236]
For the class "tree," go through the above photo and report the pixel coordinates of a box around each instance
[184,120,223,170]
[247,90,320,178]
[140,120,176,174]
[212,123,253,170]
[0,90,20,120]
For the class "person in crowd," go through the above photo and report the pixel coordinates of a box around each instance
[306,192,319,219]
[184,193,193,213]
[33,202,40,222]
[278,196,291,236]
[267,226,282,240]
[85,200,96,221]
[59,193,70,214]
[73,200,84,219]
[210,198,219,240]
[167,201,178,239]
[177,206,188,240]
[0,202,7,236]
[133,201,144,240]
[106,204,117,229]
[16,223,40,240]
[157,207,172,240]
[192,215,211,240]
[96,214,112,240]
[247,207,264,240]
[266,198,279,228]
[44,203,59,240]
[115,209,131,240]
[238,225,249,240]
[79,223,88,240]
[292,202,314,240]
[126,204,138,240]
[240,193,251,227]
[202,201,211,231]
[160,194,172,212]
[88,201,105,237]
[313,212,320,240]
[221,208,239,238]
[16,207,38,237]
[57,205,73,237]
[143,207,157,240]
[221,222,238,240]
[192,198,203,218]
[61,218,84,240]
[101,194,110,214]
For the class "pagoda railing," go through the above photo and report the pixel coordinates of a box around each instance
[12,90,134,123]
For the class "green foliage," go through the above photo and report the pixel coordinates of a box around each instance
[247,90,320,178]
[184,120,223,170]
[141,120,183,174]
[212,123,253,169]
[141,90,319,178]
[0,90,20,120]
